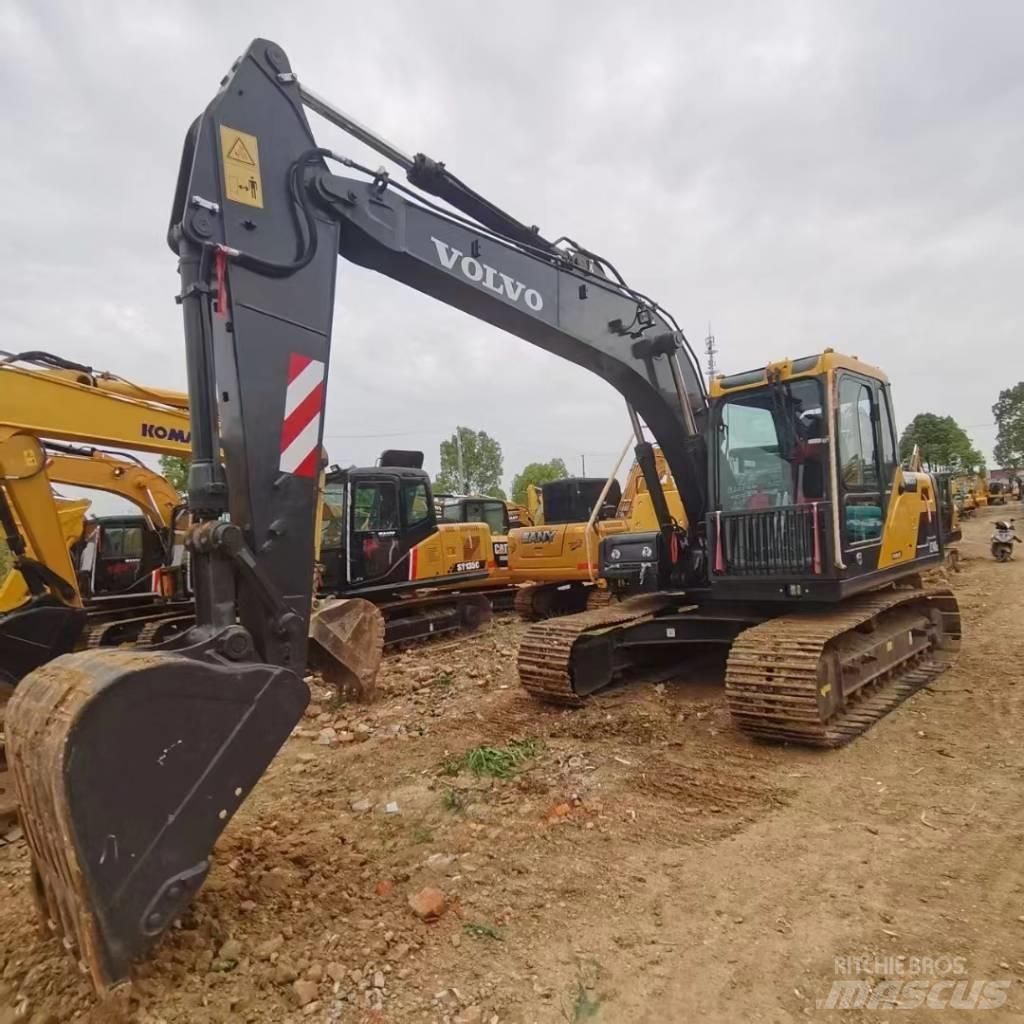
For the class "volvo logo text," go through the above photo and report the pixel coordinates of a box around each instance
[430,237,544,312]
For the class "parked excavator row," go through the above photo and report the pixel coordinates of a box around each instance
[5,40,960,993]
[0,353,604,700]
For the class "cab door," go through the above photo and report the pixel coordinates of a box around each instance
[835,374,887,577]
[347,476,402,585]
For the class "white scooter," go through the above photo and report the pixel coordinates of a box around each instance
[991,519,1021,562]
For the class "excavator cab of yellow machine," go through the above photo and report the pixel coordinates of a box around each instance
[705,351,947,599]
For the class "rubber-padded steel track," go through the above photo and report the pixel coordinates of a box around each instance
[518,594,674,704]
[725,587,960,747]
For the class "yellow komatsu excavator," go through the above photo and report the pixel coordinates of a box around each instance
[510,450,687,617]
[0,352,195,683]
[5,41,960,993]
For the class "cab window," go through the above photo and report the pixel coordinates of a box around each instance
[879,389,898,481]
[838,379,880,488]
[101,526,144,559]
[402,480,431,527]
[352,481,399,531]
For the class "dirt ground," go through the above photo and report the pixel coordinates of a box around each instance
[1,507,1022,1023]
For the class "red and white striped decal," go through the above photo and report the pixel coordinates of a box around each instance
[279,353,326,478]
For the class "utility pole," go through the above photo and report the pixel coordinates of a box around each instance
[705,322,718,381]
[455,427,468,493]
[581,453,586,476]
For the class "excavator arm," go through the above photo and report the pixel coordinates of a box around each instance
[8,38,711,991]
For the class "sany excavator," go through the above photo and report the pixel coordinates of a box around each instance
[510,452,686,618]
[7,40,959,991]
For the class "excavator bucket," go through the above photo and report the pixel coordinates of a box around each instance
[308,597,385,701]
[5,647,307,993]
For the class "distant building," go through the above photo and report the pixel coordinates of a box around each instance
[989,468,1019,482]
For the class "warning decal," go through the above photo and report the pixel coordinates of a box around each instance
[219,125,264,209]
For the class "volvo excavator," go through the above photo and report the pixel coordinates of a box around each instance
[6,40,959,992]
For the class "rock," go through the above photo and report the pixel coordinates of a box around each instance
[293,979,319,1006]
[256,934,286,960]
[388,942,411,961]
[351,798,373,814]
[305,962,324,982]
[302,1001,322,1016]
[274,961,299,985]
[327,962,347,983]
[338,731,356,743]
[262,868,294,892]
[456,1007,484,1024]
[423,852,457,873]
[408,886,446,921]
[218,938,243,961]
[355,723,372,736]
[318,727,338,746]
[375,879,395,896]
[373,970,386,989]
[297,752,317,763]
[240,900,257,912]
[383,802,401,815]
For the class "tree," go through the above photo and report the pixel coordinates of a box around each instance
[510,458,569,505]
[993,382,1024,471]
[898,413,983,472]
[159,455,191,493]
[434,427,505,498]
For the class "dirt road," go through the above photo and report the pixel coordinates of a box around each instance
[1,509,1022,1023]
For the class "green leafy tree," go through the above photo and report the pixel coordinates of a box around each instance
[434,427,505,498]
[992,382,1024,471]
[159,455,191,493]
[510,458,569,505]
[0,539,10,584]
[898,413,983,472]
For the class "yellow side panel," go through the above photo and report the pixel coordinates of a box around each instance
[877,469,936,567]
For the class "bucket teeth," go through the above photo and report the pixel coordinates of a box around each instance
[5,647,308,993]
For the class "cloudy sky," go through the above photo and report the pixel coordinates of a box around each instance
[3,1,1021,513]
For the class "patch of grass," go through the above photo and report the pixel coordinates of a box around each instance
[453,738,541,779]
[433,671,455,689]
[441,787,462,811]
[463,921,504,941]
[567,982,602,1022]
[410,825,433,844]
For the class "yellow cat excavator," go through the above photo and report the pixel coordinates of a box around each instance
[7,41,959,992]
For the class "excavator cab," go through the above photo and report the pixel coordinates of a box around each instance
[76,514,167,597]
[320,464,439,590]
[706,351,947,601]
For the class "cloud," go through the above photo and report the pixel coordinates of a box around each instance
[2,0,1020,523]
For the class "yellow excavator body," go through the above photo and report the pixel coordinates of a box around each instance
[508,453,687,615]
